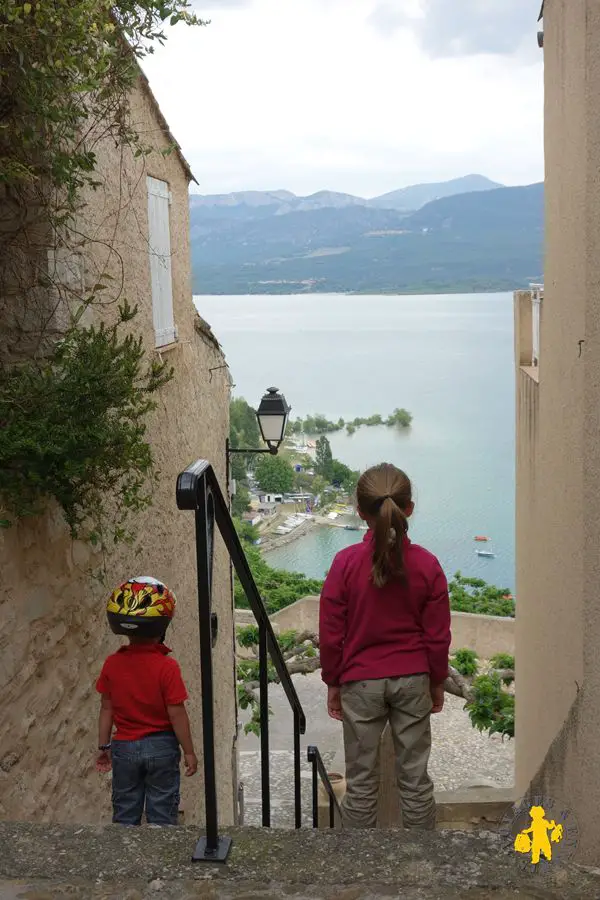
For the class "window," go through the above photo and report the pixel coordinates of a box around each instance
[147,176,176,347]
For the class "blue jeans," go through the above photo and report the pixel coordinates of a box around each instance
[111,731,181,825]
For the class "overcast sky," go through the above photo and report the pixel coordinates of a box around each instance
[142,0,544,198]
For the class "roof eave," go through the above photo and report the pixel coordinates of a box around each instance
[137,68,198,185]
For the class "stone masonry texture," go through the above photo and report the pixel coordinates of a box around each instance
[0,824,600,900]
[0,76,237,826]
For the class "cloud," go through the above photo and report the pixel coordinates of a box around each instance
[369,0,539,58]
[193,0,252,10]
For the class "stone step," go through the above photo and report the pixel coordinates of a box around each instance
[1,822,599,900]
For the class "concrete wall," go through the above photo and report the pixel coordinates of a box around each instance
[515,0,600,863]
[0,77,238,826]
[270,596,514,658]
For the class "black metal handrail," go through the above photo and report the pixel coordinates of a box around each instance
[177,458,341,861]
[307,745,344,829]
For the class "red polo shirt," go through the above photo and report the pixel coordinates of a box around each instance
[319,533,451,687]
[96,643,188,741]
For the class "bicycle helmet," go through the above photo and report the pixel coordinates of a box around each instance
[107,576,176,638]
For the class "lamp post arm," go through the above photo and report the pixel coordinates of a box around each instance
[227,447,276,455]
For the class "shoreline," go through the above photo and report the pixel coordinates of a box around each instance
[260,518,318,554]
[260,514,365,556]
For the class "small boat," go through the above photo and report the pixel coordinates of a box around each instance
[477,549,496,558]
[474,535,489,542]
[344,524,360,531]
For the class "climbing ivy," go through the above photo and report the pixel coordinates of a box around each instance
[0,1,204,547]
[0,302,173,541]
[0,0,204,204]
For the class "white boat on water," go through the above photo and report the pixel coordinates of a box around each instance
[476,549,496,558]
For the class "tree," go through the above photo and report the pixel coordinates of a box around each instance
[230,397,262,450]
[254,455,294,494]
[315,436,334,481]
[331,459,359,493]
[386,408,413,428]
[449,573,515,618]
[232,484,251,517]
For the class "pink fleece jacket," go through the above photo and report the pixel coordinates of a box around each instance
[319,532,451,687]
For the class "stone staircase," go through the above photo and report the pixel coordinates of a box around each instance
[1,822,599,900]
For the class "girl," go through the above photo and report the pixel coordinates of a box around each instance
[319,463,451,830]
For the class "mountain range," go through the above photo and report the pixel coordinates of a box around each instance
[189,175,544,295]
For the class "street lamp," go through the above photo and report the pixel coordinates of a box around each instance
[226,387,291,496]
[255,386,291,453]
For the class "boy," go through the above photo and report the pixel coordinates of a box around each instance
[96,576,198,826]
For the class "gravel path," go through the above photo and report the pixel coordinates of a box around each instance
[238,672,513,827]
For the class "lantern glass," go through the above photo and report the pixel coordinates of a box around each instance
[256,387,290,451]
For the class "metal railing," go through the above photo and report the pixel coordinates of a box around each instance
[529,283,543,367]
[307,745,343,828]
[176,459,340,863]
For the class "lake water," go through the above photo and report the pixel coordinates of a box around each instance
[195,293,516,592]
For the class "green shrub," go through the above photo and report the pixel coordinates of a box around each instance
[0,304,172,545]
[449,572,515,618]
[490,653,515,670]
[465,673,515,739]
[451,648,479,677]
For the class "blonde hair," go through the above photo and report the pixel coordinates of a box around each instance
[356,463,412,588]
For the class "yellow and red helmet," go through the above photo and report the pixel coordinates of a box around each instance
[107,576,176,638]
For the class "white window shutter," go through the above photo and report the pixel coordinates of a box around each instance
[147,176,176,347]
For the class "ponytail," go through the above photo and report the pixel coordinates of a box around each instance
[372,496,409,587]
[355,463,413,588]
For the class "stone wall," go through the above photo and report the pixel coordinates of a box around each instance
[513,0,600,864]
[0,76,238,826]
[269,596,514,658]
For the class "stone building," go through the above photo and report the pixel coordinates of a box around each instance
[515,0,600,863]
[0,71,238,826]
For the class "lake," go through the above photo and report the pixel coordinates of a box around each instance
[195,293,516,591]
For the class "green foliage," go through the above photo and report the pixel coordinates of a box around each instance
[236,627,317,735]
[449,572,515,618]
[490,652,515,686]
[0,1,202,547]
[452,648,479,677]
[236,625,259,648]
[234,544,324,613]
[465,673,515,739]
[387,408,413,428]
[230,397,262,451]
[331,459,359,493]
[235,520,259,545]
[234,520,324,613]
[231,484,251,517]
[315,435,334,481]
[0,0,204,204]
[490,652,515,670]
[254,454,294,494]
[0,303,172,541]
[288,410,412,435]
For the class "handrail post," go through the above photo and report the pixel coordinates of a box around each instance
[258,622,271,827]
[176,462,232,863]
[294,709,302,828]
[309,748,318,828]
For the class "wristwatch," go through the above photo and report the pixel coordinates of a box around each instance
[98,743,111,751]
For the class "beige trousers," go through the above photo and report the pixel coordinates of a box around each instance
[340,674,435,830]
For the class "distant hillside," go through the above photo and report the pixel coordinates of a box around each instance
[190,180,543,295]
[369,174,502,211]
[190,174,502,217]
